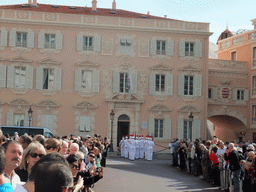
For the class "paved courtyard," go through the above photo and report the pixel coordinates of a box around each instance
[94,157,222,192]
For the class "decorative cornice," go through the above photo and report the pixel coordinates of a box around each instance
[8,98,32,106]
[9,56,32,63]
[178,105,201,113]
[179,64,201,72]
[38,57,62,65]
[76,60,99,68]
[150,63,172,72]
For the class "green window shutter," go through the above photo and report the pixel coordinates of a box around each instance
[195,75,202,96]
[149,73,155,95]
[193,120,201,141]
[148,118,154,136]
[232,88,237,100]
[85,116,91,132]
[0,65,6,88]
[178,74,184,96]
[9,31,16,47]
[6,113,13,126]
[164,118,171,140]
[195,41,202,58]
[38,32,44,49]
[179,40,185,57]
[177,118,184,139]
[150,39,156,55]
[0,29,7,47]
[24,114,29,127]
[26,66,33,89]
[93,70,100,92]
[75,69,82,92]
[213,88,218,99]
[244,90,249,101]
[131,71,137,94]
[7,66,14,88]
[166,40,174,56]
[36,67,43,90]
[76,35,83,51]
[79,116,91,132]
[166,74,173,96]
[56,34,63,50]
[93,36,101,52]
[112,71,119,94]
[55,68,62,90]
[27,31,34,48]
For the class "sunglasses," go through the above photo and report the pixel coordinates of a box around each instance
[45,146,54,150]
[71,164,79,170]
[30,153,44,158]
[89,155,95,158]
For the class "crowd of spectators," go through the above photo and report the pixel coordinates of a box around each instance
[0,130,110,192]
[169,136,256,192]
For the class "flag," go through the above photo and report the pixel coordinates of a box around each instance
[127,67,133,100]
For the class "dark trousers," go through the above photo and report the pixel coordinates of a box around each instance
[212,167,220,186]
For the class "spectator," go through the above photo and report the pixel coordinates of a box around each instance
[216,141,226,190]
[44,138,61,153]
[19,135,33,150]
[241,151,255,192]
[70,143,79,155]
[0,148,13,192]
[2,140,23,189]
[82,138,90,156]
[60,140,69,156]
[13,132,19,141]
[33,134,45,146]
[209,146,220,187]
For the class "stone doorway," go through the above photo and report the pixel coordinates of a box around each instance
[117,115,130,147]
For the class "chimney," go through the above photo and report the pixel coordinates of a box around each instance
[32,0,37,6]
[112,0,116,11]
[28,0,32,4]
[92,0,97,12]
[147,11,150,16]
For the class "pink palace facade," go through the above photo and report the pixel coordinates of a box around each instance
[0,0,252,147]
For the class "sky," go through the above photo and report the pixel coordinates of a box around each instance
[0,0,255,43]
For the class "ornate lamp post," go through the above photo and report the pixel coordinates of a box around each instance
[109,109,115,152]
[28,107,33,127]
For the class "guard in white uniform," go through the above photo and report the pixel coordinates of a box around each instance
[135,135,140,159]
[120,136,125,158]
[144,136,149,160]
[139,135,145,159]
[147,136,154,161]
[128,134,136,161]
[124,135,129,158]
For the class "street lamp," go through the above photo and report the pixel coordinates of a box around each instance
[28,107,33,127]
[109,109,115,152]
[188,112,194,122]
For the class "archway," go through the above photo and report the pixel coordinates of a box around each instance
[117,114,130,147]
[207,115,247,142]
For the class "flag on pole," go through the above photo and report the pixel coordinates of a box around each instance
[127,67,133,100]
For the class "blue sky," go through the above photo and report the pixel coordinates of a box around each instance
[1,0,255,43]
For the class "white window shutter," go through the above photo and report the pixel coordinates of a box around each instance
[150,39,156,55]
[244,90,249,101]
[38,32,44,49]
[75,69,82,92]
[193,120,201,140]
[24,114,29,127]
[131,71,137,94]
[6,113,13,126]
[7,66,14,88]
[0,29,7,47]
[27,31,34,48]
[232,88,237,100]
[55,68,62,90]
[164,118,171,140]
[0,65,6,88]
[26,66,33,89]
[85,116,91,132]
[195,41,202,58]
[9,30,16,47]
[36,67,43,90]
[179,40,185,57]
[177,118,184,139]
[148,118,154,137]
[93,70,100,92]
[166,74,173,96]
[178,74,184,96]
[79,116,86,132]
[166,40,174,56]
[93,36,101,52]
[213,87,218,99]
[56,34,63,50]
[112,71,119,94]
[76,35,83,51]
[195,75,202,96]
[149,73,155,95]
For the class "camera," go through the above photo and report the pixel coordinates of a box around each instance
[96,167,102,173]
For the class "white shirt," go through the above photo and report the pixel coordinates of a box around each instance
[13,184,28,192]
[216,146,227,162]
[4,171,21,190]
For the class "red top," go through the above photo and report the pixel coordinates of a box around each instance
[209,153,219,166]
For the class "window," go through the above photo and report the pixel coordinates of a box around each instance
[155,74,165,92]
[14,67,26,88]
[44,34,55,49]
[208,88,212,99]
[16,32,27,47]
[237,90,244,100]
[154,119,163,138]
[184,75,194,95]
[43,69,54,90]
[120,38,132,54]
[156,40,166,55]
[14,114,25,126]
[253,76,256,96]
[83,36,93,51]
[183,120,192,141]
[231,52,237,61]
[119,72,129,93]
[81,71,92,92]
[253,47,256,67]
[253,106,256,124]
[185,42,194,56]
